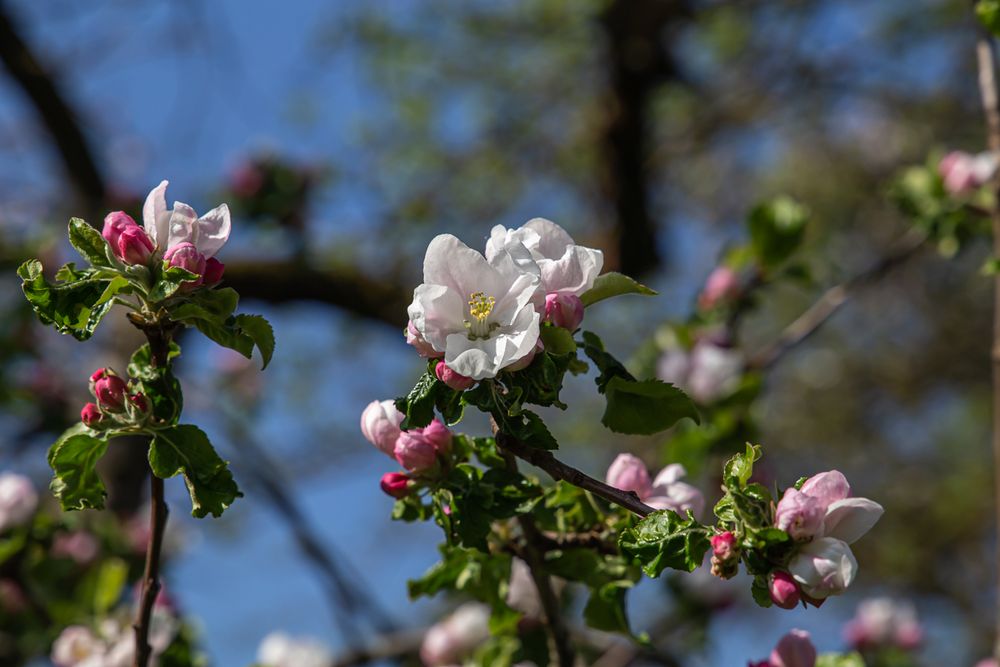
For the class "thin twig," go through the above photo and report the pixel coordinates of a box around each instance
[975,27,1000,662]
[748,230,927,370]
[132,323,174,667]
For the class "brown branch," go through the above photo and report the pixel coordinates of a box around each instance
[975,27,1000,662]
[494,430,655,518]
[748,230,927,370]
[0,1,106,211]
[132,324,174,667]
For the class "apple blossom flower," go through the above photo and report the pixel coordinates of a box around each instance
[788,537,858,599]
[52,530,100,565]
[395,430,440,472]
[407,320,443,359]
[657,339,743,403]
[435,360,474,391]
[420,603,491,666]
[544,293,585,330]
[360,400,404,457]
[698,266,740,310]
[644,463,705,517]
[486,217,603,297]
[769,571,801,609]
[408,234,543,380]
[843,597,923,651]
[380,472,411,498]
[0,472,38,533]
[51,625,103,667]
[605,456,704,517]
[420,418,453,455]
[775,489,826,541]
[781,470,884,545]
[605,453,652,496]
[257,632,333,667]
[143,180,231,258]
[81,402,102,427]
[770,629,817,667]
[939,150,1000,194]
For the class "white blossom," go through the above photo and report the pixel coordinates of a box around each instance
[143,180,231,257]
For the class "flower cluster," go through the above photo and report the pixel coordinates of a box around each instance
[51,606,177,667]
[657,335,743,404]
[605,453,704,517]
[770,471,883,606]
[80,368,150,429]
[406,218,602,380]
[843,597,923,652]
[360,399,454,495]
[103,180,229,286]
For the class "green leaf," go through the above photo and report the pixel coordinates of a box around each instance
[128,343,184,423]
[149,425,242,518]
[601,377,699,435]
[93,558,128,614]
[192,317,253,358]
[583,582,633,634]
[751,574,773,608]
[68,218,112,268]
[169,287,239,324]
[580,331,635,393]
[234,314,275,369]
[723,443,762,490]
[748,196,809,267]
[47,427,109,511]
[395,372,439,429]
[539,325,577,355]
[815,654,866,667]
[409,547,516,624]
[618,510,711,577]
[580,272,657,307]
[18,260,117,341]
[978,0,1000,35]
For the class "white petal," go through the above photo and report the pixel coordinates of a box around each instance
[823,497,883,544]
[540,244,604,296]
[408,284,465,352]
[142,180,169,249]
[445,333,501,380]
[165,201,199,250]
[523,218,575,258]
[424,234,503,298]
[651,463,687,487]
[194,203,231,257]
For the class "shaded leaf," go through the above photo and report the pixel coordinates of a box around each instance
[580,272,656,307]
[149,425,242,518]
[602,377,699,435]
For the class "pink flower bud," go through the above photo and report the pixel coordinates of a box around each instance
[164,242,207,286]
[710,531,736,561]
[130,392,149,413]
[775,488,825,541]
[394,430,439,472]
[544,292,584,330]
[380,472,411,499]
[769,629,817,667]
[769,570,801,609]
[80,402,102,427]
[202,257,225,285]
[435,361,475,391]
[407,320,443,359]
[699,267,740,310]
[605,453,652,497]
[360,400,404,458]
[102,211,138,247]
[420,418,453,456]
[116,225,154,265]
[94,373,127,411]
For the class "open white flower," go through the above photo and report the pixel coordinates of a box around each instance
[408,234,543,380]
[143,180,231,257]
[788,536,858,599]
[486,218,603,296]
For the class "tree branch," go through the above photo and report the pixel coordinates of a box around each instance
[748,229,927,370]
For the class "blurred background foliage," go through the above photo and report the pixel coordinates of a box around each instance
[0,0,995,664]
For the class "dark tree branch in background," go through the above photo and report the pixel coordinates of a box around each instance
[598,0,691,277]
[0,0,106,212]
[748,230,928,370]
[974,26,1000,662]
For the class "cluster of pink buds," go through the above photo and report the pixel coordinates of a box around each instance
[709,531,739,579]
[81,368,150,429]
[360,400,455,498]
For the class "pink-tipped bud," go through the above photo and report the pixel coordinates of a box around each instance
[129,392,149,413]
[420,418,453,456]
[394,431,439,472]
[101,211,138,247]
[116,226,154,265]
[698,267,740,310]
[710,531,737,561]
[360,400,404,458]
[80,403,102,427]
[435,361,474,391]
[770,629,817,667]
[202,257,225,285]
[90,368,108,384]
[380,472,411,499]
[164,242,207,286]
[407,321,443,359]
[544,293,585,330]
[93,373,127,411]
[769,571,801,610]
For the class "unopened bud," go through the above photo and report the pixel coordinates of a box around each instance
[710,531,737,561]
[164,242,207,287]
[394,431,439,472]
[202,257,225,285]
[80,403,102,427]
[380,472,411,499]
[435,361,474,391]
[769,570,801,610]
[116,226,154,265]
[93,372,127,411]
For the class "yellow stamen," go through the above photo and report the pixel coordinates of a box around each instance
[468,291,495,322]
